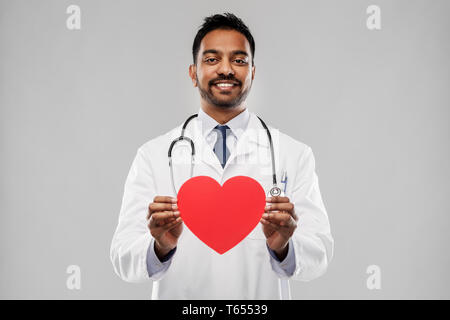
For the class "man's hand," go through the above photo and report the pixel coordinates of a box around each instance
[147,196,183,260]
[260,196,298,261]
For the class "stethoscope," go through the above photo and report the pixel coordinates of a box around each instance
[168,114,282,198]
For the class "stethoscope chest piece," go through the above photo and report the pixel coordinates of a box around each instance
[269,186,282,197]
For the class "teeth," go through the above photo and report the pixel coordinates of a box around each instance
[216,83,234,87]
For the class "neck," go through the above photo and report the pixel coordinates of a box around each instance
[200,101,246,124]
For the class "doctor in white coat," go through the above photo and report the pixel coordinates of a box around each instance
[110,13,333,300]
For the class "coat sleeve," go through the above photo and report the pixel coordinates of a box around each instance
[110,146,161,283]
[289,146,334,281]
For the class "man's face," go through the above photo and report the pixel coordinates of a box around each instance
[190,29,255,109]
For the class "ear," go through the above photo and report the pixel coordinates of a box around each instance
[189,64,197,87]
[251,64,255,81]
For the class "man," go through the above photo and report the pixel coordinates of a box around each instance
[110,13,333,299]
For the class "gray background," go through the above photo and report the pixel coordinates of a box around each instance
[1,0,449,299]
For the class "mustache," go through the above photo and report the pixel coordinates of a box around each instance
[208,75,242,86]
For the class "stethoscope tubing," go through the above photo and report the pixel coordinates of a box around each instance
[168,114,280,196]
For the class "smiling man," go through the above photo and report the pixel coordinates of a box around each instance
[110,13,334,300]
[189,26,254,123]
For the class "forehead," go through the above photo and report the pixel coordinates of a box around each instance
[199,29,251,55]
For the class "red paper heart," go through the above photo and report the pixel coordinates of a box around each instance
[177,176,266,254]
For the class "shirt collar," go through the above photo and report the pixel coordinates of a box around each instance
[197,107,250,141]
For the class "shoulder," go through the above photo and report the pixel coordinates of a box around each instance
[136,124,185,159]
[265,125,318,175]
[252,111,311,159]
[276,129,310,153]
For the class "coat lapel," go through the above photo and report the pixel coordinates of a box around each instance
[190,117,224,176]
[182,113,272,177]
[225,113,270,169]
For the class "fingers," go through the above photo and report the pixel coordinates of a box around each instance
[260,217,280,229]
[147,196,178,219]
[150,211,180,225]
[148,203,178,218]
[154,196,177,204]
[266,196,289,203]
[265,197,297,221]
[265,202,294,213]
[149,216,183,235]
[261,212,295,228]
[161,216,182,229]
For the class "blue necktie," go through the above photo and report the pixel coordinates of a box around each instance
[213,125,230,168]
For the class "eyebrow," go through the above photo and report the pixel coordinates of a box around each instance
[202,49,249,57]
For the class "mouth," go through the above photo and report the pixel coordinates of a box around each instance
[211,81,240,92]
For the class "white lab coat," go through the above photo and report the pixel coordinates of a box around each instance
[110,112,334,299]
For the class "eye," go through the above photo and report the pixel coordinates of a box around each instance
[205,58,218,63]
[234,59,247,64]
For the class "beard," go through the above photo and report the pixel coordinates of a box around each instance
[196,74,252,109]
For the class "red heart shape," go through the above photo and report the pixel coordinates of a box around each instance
[178,176,266,254]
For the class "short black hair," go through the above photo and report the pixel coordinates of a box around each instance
[192,13,255,65]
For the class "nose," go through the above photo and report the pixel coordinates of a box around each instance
[217,59,234,76]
